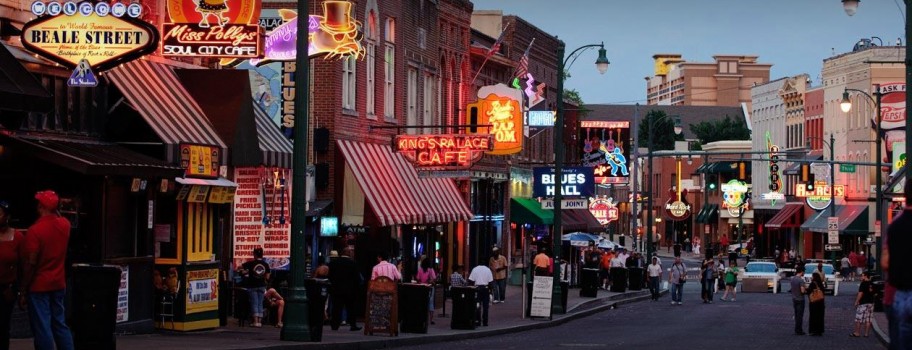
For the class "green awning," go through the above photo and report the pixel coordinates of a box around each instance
[695,204,719,224]
[696,163,712,174]
[510,198,553,225]
[799,205,869,235]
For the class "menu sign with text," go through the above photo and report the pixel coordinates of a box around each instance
[232,167,290,270]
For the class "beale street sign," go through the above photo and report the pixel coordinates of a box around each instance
[394,134,492,170]
[161,0,263,59]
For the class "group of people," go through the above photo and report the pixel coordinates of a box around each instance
[840,251,871,282]
[789,261,873,338]
[644,255,742,306]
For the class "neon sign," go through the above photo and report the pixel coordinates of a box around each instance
[467,84,524,155]
[589,198,619,225]
[161,0,263,59]
[251,5,364,65]
[394,134,493,169]
[763,131,784,204]
[20,10,158,72]
[721,180,749,216]
[580,120,630,184]
[180,144,221,179]
[795,181,845,211]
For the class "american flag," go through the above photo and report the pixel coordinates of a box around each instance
[515,38,535,79]
[486,23,510,58]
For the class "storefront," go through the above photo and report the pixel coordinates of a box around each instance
[763,203,805,259]
[800,205,869,260]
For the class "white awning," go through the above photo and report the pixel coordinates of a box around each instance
[175,177,238,187]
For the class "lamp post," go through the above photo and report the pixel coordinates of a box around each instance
[842,0,912,207]
[282,0,311,341]
[808,134,838,265]
[840,86,884,273]
[554,40,609,315]
[644,114,682,259]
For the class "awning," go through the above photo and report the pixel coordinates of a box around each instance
[764,202,805,229]
[561,209,603,232]
[106,60,227,161]
[336,139,473,226]
[784,150,823,175]
[175,69,263,167]
[0,132,183,178]
[175,177,238,187]
[306,200,333,217]
[695,163,712,174]
[253,104,293,168]
[0,43,51,112]
[695,204,719,223]
[510,198,553,225]
[800,205,869,235]
[704,161,748,174]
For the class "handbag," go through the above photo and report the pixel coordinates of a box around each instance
[809,283,824,303]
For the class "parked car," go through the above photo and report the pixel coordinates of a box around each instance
[803,263,840,296]
[742,261,783,293]
[727,238,754,257]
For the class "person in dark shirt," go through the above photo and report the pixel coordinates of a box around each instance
[886,179,912,346]
[238,247,270,327]
[851,272,875,337]
[327,247,362,331]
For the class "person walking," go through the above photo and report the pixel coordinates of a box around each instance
[701,259,715,303]
[0,201,21,350]
[328,247,362,331]
[715,258,726,293]
[791,267,807,335]
[533,248,551,277]
[841,255,853,282]
[20,190,74,350]
[721,261,739,302]
[450,265,467,287]
[416,255,438,325]
[238,247,270,327]
[647,257,662,301]
[807,272,826,336]
[886,180,912,348]
[489,247,508,304]
[668,257,686,305]
[371,251,401,281]
[851,271,875,337]
[600,250,613,290]
[468,262,494,327]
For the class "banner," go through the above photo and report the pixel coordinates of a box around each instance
[233,167,291,270]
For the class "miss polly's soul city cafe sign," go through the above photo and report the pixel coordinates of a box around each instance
[20,4,158,72]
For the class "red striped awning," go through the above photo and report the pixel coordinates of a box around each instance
[106,59,227,161]
[764,202,804,229]
[337,139,473,226]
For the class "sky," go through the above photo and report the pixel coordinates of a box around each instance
[470,0,907,105]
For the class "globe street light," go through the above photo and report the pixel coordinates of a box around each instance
[554,41,609,315]
[840,86,885,273]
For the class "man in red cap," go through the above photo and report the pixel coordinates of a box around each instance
[20,190,74,350]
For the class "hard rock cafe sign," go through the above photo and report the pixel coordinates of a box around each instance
[664,188,692,221]
[161,0,264,59]
[589,197,619,225]
[722,179,749,216]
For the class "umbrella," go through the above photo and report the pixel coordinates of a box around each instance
[562,232,598,247]
[597,238,624,250]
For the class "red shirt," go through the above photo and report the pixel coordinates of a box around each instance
[0,231,23,285]
[25,215,70,292]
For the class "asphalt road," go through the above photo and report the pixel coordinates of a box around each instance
[392,276,885,349]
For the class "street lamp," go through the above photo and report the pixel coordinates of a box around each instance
[554,41,609,315]
[841,0,912,208]
[808,134,838,266]
[840,86,885,273]
[644,114,682,260]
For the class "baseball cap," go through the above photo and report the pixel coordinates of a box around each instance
[35,190,59,210]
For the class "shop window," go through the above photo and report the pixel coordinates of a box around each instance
[155,196,180,263]
[342,56,356,111]
[186,202,214,262]
[407,68,417,133]
[422,73,436,133]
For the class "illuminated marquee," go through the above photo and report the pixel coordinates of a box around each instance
[251,5,364,65]
[589,198,619,225]
[721,180,749,215]
[763,132,784,204]
[161,0,264,59]
[580,120,631,184]
[466,84,524,155]
[394,134,493,169]
[20,10,158,72]
[795,181,845,211]
[180,144,221,179]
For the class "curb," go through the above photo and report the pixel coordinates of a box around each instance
[249,289,662,350]
[872,314,890,348]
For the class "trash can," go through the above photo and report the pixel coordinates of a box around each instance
[560,281,569,311]
[450,286,476,330]
[673,244,682,257]
[509,267,524,286]
[70,264,122,350]
[873,280,885,312]
[580,268,599,297]
[304,278,330,341]
[399,283,431,333]
[628,267,644,291]
[609,267,628,293]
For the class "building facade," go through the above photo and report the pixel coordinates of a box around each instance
[646,54,771,110]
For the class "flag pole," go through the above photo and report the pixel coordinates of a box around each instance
[471,22,510,84]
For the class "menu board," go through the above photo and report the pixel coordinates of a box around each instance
[530,276,553,318]
[116,266,129,323]
[365,277,398,336]
[232,167,291,270]
[186,268,219,314]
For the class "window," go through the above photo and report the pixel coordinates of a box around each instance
[407,68,418,134]
[423,73,436,133]
[384,19,396,120]
[365,11,378,117]
[186,202,214,262]
[342,56,356,110]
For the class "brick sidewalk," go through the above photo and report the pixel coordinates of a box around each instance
[11,283,654,350]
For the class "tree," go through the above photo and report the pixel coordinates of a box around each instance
[564,89,583,108]
[689,115,751,146]
[637,110,684,151]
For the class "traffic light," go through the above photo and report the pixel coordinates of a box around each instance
[707,174,717,191]
[738,161,747,180]
[800,163,814,190]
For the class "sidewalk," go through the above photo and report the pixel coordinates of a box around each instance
[11,284,656,350]
[872,309,890,347]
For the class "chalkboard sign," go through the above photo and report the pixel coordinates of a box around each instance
[365,276,398,336]
[530,276,553,318]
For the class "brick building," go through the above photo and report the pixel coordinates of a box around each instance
[646,54,771,109]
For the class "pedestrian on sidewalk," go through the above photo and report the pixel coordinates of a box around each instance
[721,261,738,302]
[371,251,401,282]
[791,267,807,335]
[599,250,613,290]
[238,247,270,328]
[841,255,853,282]
[807,272,826,336]
[328,247,363,331]
[489,247,508,304]
[668,257,686,305]
[533,248,551,277]
[20,190,74,350]
[450,265,467,287]
[468,262,494,327]
[0,201,22,350]
[850,271,874,338]
[647,257,662,301]
[715,258,726,293]
[416,255,438,325]
[701,259,715,303]
[886,179,912,348]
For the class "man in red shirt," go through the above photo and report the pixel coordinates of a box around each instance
[19,190,74,350]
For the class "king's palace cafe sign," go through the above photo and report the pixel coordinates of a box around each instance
[394,134,493,169]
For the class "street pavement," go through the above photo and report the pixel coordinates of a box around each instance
[391,265,886,350]
[10,281,652,350]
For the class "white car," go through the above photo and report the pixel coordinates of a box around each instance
[803,263,840,296]
[742,261,783,293]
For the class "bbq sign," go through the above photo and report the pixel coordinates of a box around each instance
[20,8,158,72]
[394,134,493,170]
[162,0,263,59]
